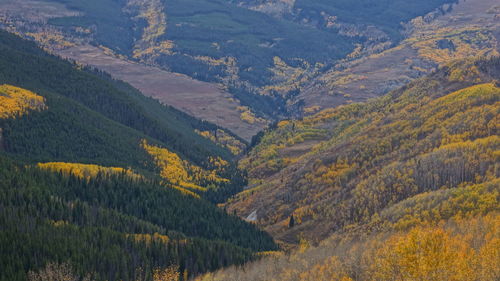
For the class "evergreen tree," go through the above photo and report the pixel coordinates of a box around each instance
[289,215,295,228]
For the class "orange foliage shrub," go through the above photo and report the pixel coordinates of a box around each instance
[299,256,352,281]
[196,214,500,281]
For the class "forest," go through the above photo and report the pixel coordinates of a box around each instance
[0,29,247,202]
[233,57,500,242]
[0,30,277,280]
[197,57,500,281]
[0,155,276,281]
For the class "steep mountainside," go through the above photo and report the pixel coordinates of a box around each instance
[230,0,455,41]
[0,30,277,280]
[227,57,500,245]
[0,0,268,139]
[0,30,250,202]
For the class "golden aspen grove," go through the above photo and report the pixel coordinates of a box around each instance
[0,84,47,119]
[37,162,142,181]
[141,139,231,197]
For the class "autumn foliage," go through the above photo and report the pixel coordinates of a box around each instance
[141,140,230,197]
[231,59,500,245]
[215,58,500,281]
[37,162,142,181]
[0,84,46,119]
[197,214,500,281]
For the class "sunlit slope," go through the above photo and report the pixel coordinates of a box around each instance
[229,58,500,244]
[0,84,47,119]
[37,162,142,180]
[197,211,499,281]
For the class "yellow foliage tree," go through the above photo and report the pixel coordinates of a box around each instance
[298,256,353,281]
[476,237,500,281]
[370,227,473,281]
[37,162,142,181]
[152,266,180,281]
[128,233,170,245]
[195,129,246,155]
[141,140,229,197]
[0,84,47,119]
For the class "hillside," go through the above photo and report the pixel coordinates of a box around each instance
[198,210,499,280]
[0,0,462,134]
[0,0,267,139]
[231,0,455,41]
[0,155,276,281]
[0,30,280,280]
[227,57,500,245]
[0,29,251,202]
[1,1,499,280]
[292,0,500,114]
[191,56,500,281]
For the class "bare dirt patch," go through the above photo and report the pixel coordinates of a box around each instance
[57,45,264,140]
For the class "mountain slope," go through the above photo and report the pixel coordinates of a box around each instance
[0,155,276,281]
[197,210,499,281]
[227,57,500,244]
[193,56,500,281]
[0,30,278,280]
[0,29,250,201]
[0,0,460,128]
[0,29,234,164]
[292,0,500,115]
[231,0,456,41]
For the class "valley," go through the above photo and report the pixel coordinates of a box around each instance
[3,0,498,135]
[1,0,467,130]
[57,44,263,140]
[0,0,266,140]
[0,0,499,280]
